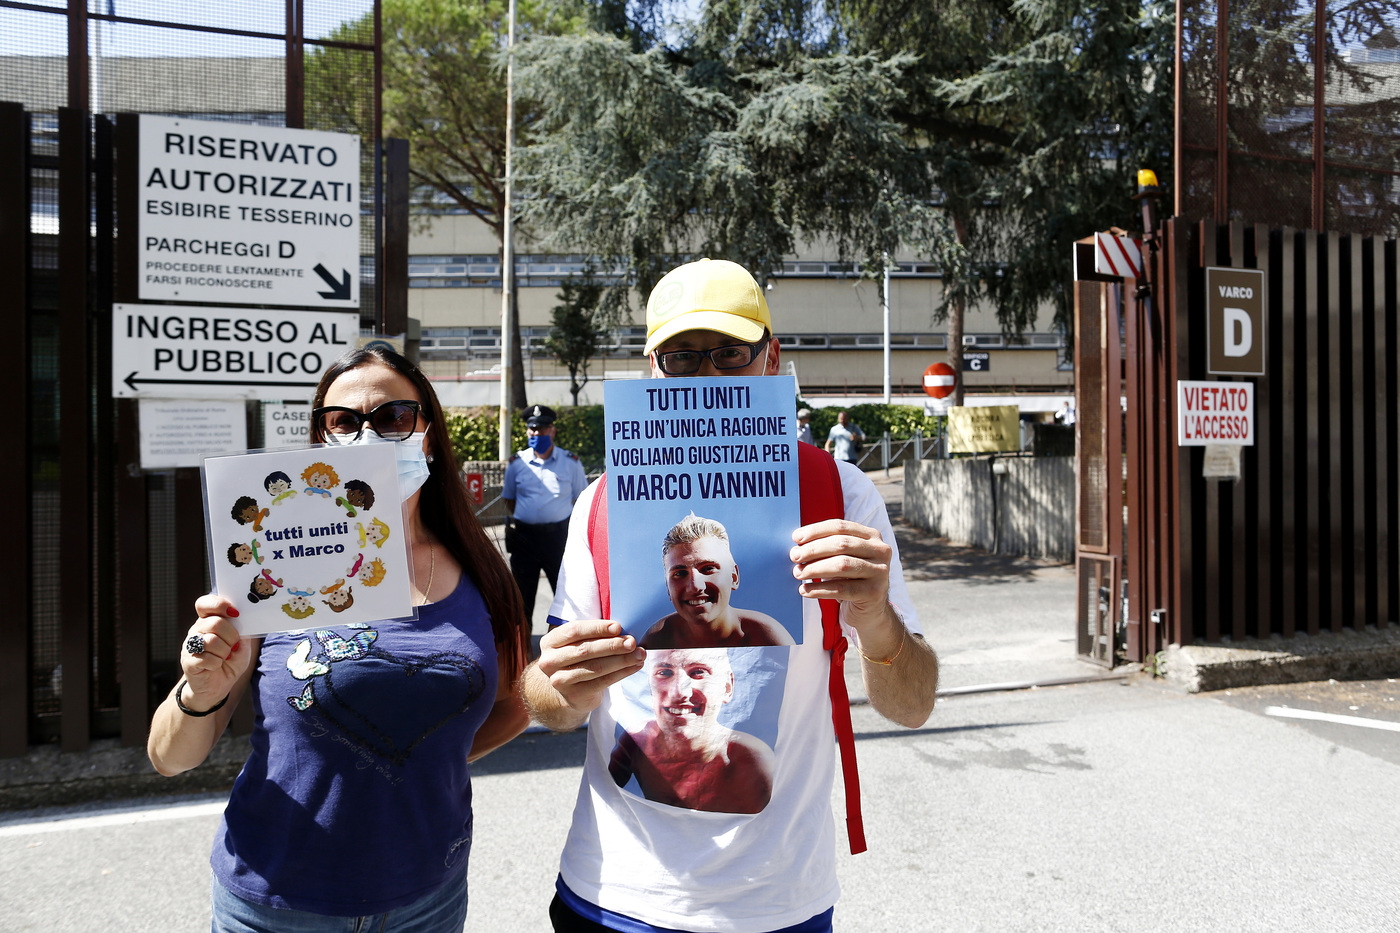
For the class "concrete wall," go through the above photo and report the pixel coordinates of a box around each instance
[905,456,1076,562]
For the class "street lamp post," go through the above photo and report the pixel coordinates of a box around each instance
[497,0,517,461]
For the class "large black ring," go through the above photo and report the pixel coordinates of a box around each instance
[185,633,208,656]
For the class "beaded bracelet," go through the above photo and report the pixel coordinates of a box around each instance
[175,680,229,717]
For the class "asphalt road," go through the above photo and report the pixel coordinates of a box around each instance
[5,675,1398,933]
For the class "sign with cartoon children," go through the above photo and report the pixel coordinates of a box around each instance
[203,443,415,636]
[602,375,801,815]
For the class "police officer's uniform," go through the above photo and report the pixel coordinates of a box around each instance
[502,405,589,620]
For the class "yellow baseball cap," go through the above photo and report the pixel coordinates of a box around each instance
[644,259,772,355]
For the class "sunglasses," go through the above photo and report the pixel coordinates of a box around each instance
[653,338,769,376]
[312,400,425,444]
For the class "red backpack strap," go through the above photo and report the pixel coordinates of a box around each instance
[587,475,610,620]
[797,443,867,855]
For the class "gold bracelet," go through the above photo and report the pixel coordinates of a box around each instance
[859,618,908,666]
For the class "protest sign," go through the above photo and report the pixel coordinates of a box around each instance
[202,443,415,636]
[604,375,802,648]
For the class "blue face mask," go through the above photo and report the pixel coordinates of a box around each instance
[527,433,553,454]
[347,430,432,498]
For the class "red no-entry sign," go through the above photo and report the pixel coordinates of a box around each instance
[923,362,956,399]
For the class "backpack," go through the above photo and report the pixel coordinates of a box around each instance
[586,441,868,854]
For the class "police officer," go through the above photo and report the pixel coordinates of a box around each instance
[502,405,589,620]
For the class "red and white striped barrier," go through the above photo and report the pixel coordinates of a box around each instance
[1094,232,1143,280]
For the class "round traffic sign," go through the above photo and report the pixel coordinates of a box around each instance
[923,361,956,399]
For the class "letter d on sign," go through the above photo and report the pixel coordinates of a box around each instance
[1224,307,1252,358]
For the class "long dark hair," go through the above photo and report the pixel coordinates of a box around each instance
[310,347,529,679]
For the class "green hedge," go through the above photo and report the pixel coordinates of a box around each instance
[800,400,944,445]
[445,400,942,468]
[444,406,606,468]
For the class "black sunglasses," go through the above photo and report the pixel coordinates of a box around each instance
[654,338,769,376]
[312,399,425,444]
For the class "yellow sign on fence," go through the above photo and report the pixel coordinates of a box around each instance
[947,405,1020,453]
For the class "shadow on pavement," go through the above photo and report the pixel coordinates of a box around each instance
[472,727,589,776]
[891,522,1066,583]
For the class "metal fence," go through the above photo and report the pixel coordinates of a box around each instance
[1177,0,1400,236]
[0,0,385,755]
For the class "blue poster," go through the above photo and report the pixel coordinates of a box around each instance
[604,375,802,648]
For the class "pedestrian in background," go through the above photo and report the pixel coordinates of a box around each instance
[148,346,531,933]
[824,409,866,463]
[503,405,589,621]
[796,407,815,445]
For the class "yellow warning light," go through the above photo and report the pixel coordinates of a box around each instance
[1134,169,1162,200]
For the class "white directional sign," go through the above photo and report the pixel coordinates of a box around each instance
[136,115,361,308]
[112,304,358,400]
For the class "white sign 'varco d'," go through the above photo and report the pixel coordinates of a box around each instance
[1177,380,1254,446]
[137,115,360,308]
[112,304,358,401]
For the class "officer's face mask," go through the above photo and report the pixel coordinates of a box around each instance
[527,431,553,454]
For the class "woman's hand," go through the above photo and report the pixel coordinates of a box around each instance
[179,595,254,711]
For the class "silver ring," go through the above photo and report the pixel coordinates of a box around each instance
[185,633,208,656]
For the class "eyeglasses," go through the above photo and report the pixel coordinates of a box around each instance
[653,338,768,376]
[312,400,425,444]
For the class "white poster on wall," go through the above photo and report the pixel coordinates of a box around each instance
[138,399,247,469]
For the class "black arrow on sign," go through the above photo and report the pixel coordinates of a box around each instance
[124,372,320,391]
[313,263,353,301]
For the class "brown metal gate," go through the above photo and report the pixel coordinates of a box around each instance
[1081,219,1396,664]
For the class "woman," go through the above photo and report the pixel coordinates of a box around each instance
[148,346,531,932]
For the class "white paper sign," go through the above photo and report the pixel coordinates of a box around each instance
[262,403,312,449]
[137,115,361,308]
[139,399,247,469]
[203,444,415,636]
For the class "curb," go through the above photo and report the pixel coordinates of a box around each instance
[1161,625,1400,693]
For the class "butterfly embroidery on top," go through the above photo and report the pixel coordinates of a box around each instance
[287,683,315,712]
[316,628,378,661]
[287,639,330,680]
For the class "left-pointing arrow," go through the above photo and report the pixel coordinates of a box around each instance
[123,373,320,390]
[313,263,353,301]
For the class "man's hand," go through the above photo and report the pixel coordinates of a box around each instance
[790,518,937,728]
[522,620,646,731]
[790,519,891,628]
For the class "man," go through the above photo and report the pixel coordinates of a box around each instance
[607,648,773,814]
[502,404,589,620]
[824,409,865,463]
[640,514,794,649]
[523,258,938,933]
[795,408,815,445]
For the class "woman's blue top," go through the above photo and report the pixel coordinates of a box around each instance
[211,572,498,916]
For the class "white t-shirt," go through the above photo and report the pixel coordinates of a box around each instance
[546,459,923,933]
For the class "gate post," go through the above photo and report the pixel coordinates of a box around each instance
[0,102,32,756]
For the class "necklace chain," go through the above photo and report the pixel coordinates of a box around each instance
[420,541,435,605]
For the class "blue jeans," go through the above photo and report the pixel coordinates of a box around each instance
[211,866,468,933]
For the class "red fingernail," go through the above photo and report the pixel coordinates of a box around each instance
[227,608,240,618]
[231,640,241,653]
